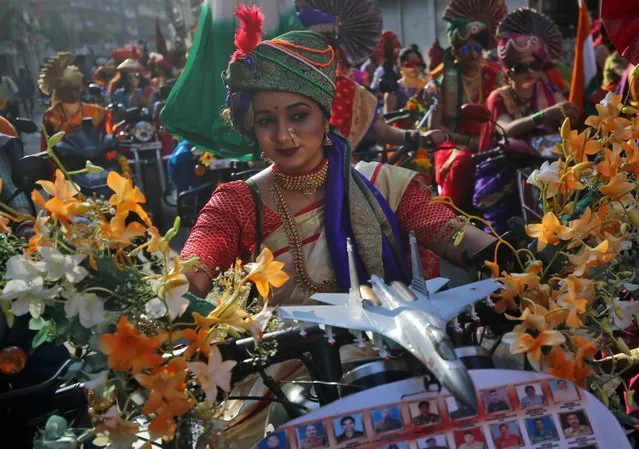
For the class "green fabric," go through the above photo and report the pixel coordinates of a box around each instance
[446,19,490,48]
[160,4,303,159]
[223,30,337,127]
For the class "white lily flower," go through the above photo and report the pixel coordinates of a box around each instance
[1,277,60,318]
[4,255,41,282]
[150,273,190,321]
[144,297,168,319]
[612,299,639,330]
[36,247,88,284]
[187,346,237,404]
[527,160,561,198]
[63,289,105,328]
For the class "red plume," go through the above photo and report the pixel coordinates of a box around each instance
[231,5,265,62]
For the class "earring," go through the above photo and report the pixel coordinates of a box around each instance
[323,124,332,146]
[288,127,300,146]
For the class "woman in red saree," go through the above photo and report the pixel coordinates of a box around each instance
[428,0,507,211]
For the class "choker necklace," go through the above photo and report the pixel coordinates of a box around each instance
[272,159,329,198]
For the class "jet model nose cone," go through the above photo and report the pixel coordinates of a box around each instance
[443,367,479,414]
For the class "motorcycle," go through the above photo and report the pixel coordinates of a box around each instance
[15,118,120,200]
[465,103,559,227]
[114,106,178,231]
[1,118,39,215]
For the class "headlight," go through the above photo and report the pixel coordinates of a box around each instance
[132,121,156,143]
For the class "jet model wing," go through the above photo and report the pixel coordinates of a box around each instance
[277,304,402,343]
[418,278,502,326]
[425,277,450,296]
[311,293,350,306]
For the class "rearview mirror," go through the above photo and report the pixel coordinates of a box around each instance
[460,103,492,123]
[13,118,38,134]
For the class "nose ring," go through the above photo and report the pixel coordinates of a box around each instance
[288,127,300,145]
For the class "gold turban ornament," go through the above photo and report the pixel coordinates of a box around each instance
[38,52,85,104]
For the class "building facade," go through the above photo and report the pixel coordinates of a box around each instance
[376,0,536,55]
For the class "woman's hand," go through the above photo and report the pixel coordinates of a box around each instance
[420,129,447,147]
[541,102,580,127]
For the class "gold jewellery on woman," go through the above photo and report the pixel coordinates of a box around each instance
[271,159,337,293]
[272,158,329,198]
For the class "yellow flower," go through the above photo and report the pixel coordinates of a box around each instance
[244,247,289,297]
[199,152,215,168]
[107,171,151,225]
[502,326,565,371]
[525,212,572,251]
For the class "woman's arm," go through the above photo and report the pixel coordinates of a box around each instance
[428,103,479,150]
[181,182,251,297]
[396,178,496,267]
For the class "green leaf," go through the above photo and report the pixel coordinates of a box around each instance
[47,131,66,148]
[33,326,53,348]
[1,301,15,328]
[44,415,68,440]
[29,316,49,331]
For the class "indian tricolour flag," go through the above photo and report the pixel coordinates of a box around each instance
[161,0,301,158]
[568,0,598,113]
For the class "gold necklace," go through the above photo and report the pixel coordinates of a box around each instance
[270,181,338,294]
[272,159,329,198]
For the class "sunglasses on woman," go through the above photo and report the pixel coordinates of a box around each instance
[460,43,483,54]
[509,60,543,75]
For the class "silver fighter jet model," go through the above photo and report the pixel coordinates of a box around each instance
[278,233,501,413]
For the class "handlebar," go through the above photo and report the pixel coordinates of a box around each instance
[472,148,504,162]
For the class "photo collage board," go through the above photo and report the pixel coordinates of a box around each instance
[256,378,601,449]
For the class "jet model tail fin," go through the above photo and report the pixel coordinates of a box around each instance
[347,238,362,305]
[409,232,428,297]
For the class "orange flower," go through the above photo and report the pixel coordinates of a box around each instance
[107,171,151,225]
[502,327,565,371]
[101,212,146,248]
[622,139,639,175]
[556,294,588,328]
[586,92,631,138]
[599,172,635,199]
[567,240,617,276]
[571,335,600,359]
[525,212,572,251]
[244,247,289,297]
[134,357,192,439]
[596,147,622,179]
[98,316,166,373]
[492,263,543,314]
[33,169,84,226]
[542,347,593,387]
[563,125,601,163]
[506,306,546,332]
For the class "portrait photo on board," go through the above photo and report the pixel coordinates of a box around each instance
[525,415,559,444]
[409,399,441,426]
[445,397,477,420]
[559,410,593,438]
[296,421,328,449]
[377,441,409,449]
[481,387,512,414]
[416,434,448,449]
[259,431,290,449]
[333,414,366,444]
[371,405,404,434]
[453,427,487,449]
[489,421,524,449]
[549,379,581,403]
[516,383,548,409]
